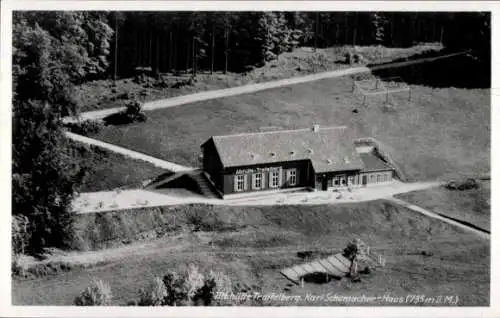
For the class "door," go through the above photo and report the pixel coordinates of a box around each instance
[348,175,354,187]
[315,176,323,191]
[362,175,368,186]
[322,178,328,191]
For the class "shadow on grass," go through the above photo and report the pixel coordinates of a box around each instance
[368,48,490,89]
[103,112,147,126]
[301,272,342,284]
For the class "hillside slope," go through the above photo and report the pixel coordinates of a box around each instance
[13,200,489,306]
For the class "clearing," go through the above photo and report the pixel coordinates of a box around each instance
[89,59,490,182]
[74,44,443,113]
[12,200,490,306]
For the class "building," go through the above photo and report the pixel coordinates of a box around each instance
[200,125,396,198]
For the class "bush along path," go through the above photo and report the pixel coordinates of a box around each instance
[63,49,471,124]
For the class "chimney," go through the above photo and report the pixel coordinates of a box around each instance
[312,124,320,132]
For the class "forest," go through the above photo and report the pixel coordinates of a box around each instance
[11,11,490,255]
[111,12,490,76]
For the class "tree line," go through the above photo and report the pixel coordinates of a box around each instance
[11,11,490,255]
[112,11,489,76]
[12,11,114,254]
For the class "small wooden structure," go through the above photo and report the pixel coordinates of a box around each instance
[280,253,351,285]
[353,75,411,106]
[281,238,386,286]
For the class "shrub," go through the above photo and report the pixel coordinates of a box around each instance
[162,271,189,305]
[131,266,234,306]
[125,99,142,116]
[154,77,169,88]
[445,178,479,191]
[342,240,359,260]
[187,267,235,306]
[204,270,233,306]
[133,73,153,85]
[66,120,103,136]
[186,212,204,232]
[138,277,168,306]
[184,264,205,301]
[74,279,113,306]
[125,99,147,122]
[103,99,147,126]
[12,215,30,254]
[11,256,27,278]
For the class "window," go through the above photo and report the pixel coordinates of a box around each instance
[328,178,334,187]
[254,173,263,189]
[236,175,245,192]
[340,176,346,186]
[334,177,339,186]
[288,169,297,186]
[348,176,354,186]
[270,171,280,188]
[377,174,381,183]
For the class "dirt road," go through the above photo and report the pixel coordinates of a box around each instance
[64,50,470,123]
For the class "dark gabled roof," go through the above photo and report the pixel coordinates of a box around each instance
[203,126,365,173]
[359,152,394,172]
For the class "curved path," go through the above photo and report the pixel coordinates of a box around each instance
[65,50,470,123]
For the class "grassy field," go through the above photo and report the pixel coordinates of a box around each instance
[70,142,166,192]
[75,44,443,112]
[13,200,489,306]
[396,180,491,232]
[89,57,490,182]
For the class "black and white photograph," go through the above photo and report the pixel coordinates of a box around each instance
[1,1,497,316]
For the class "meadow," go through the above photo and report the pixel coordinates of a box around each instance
[71,142,165,192]
[90,58,490,182]
[13,200,489,306]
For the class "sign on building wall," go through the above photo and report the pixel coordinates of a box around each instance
[235,166,281,175]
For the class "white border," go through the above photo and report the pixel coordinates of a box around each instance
[1,1,498,317]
